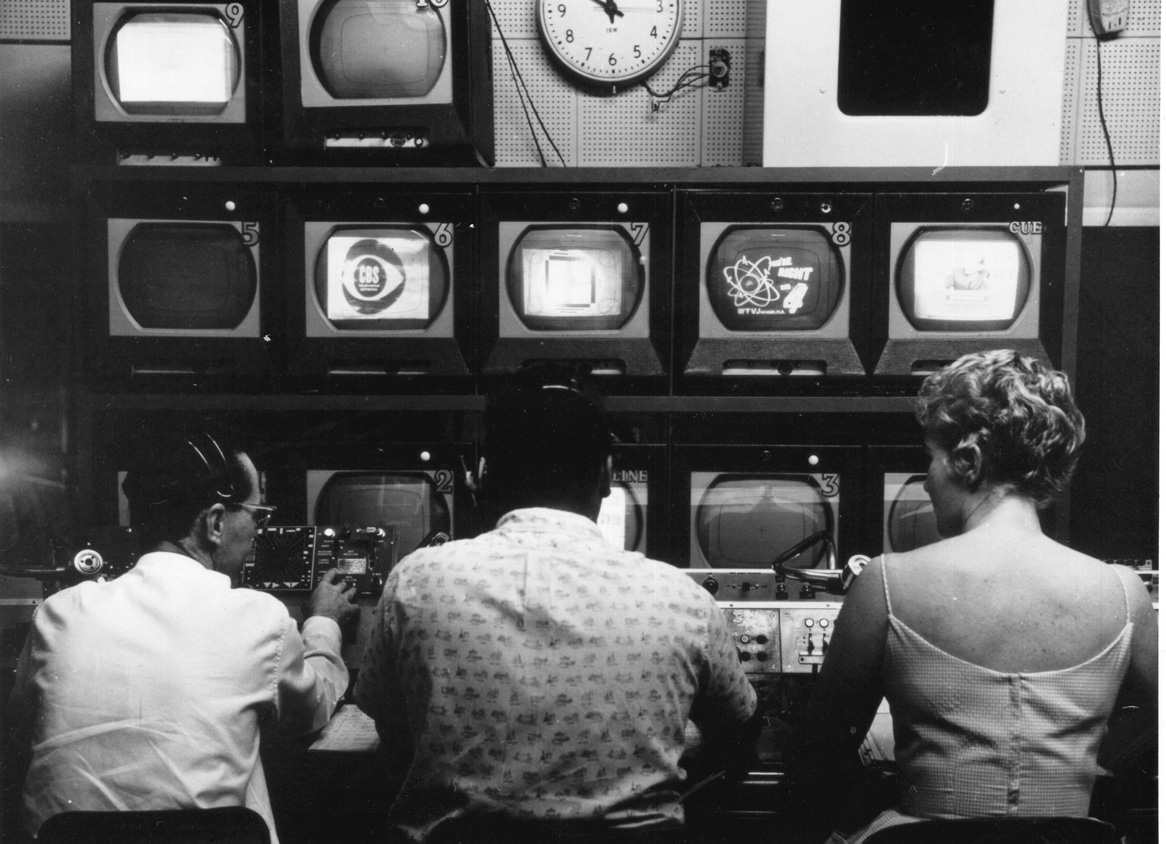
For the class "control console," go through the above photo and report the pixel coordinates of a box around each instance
[690,568,850,601]
[244,525,396,595]
[60,525,397,597]
[716,601,841,675]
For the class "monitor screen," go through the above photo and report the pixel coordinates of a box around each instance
[896,227,1032,332]
[312,226,449,330]
[310,471,451,560]
[692,472,835,569]
[104,11,240,116]
[506,227,644,331]
[116,222,257,330]
[308,0,446,100]
[707,226,843,331]
[884,473,941,553]
[596,479,646,554]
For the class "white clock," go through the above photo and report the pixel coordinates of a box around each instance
[536,0,683,89]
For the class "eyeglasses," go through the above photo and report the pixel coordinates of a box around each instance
[234,502,277,529]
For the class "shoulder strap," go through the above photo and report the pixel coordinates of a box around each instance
[1112,563,1135,623]
[880,553,895,617]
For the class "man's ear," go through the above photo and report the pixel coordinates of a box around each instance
[198,503,228,549]
[599,455,613,500]
[949,434,985,488]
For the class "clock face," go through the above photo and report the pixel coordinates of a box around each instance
[537,0,683,88]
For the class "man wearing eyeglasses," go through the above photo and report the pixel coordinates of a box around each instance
[8,428,358,843]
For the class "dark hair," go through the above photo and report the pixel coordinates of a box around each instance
[121,428,255,545]
[915,349,1086,507]
[482,377,613,516]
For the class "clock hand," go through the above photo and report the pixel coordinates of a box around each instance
[589,0,624,24]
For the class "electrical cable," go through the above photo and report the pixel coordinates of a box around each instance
[483,0,567,167]
[640,64,711,109]
[1085,13,1120,227]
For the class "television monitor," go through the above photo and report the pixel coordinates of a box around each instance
[690,472,836,569]
[85,182,275,382]
[673,443,862,574]
[287,190,475,380]
[273,0,493,164]
[762,0,1068,166]
[307,466,456,561]
[112,220,259,331]
[707,227,842,332]
[313,227,447,331]
[73,0,264,163]
[507,227,642,331]
[480,192,672,382]
[677,191,870,380]
[884,473,941,554]
[896,228,1031,333]
[594,444,665,556]
[596,480,646,554]
[873,191,1065,376]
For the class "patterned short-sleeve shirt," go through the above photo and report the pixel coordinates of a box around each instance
[355,507,756,840]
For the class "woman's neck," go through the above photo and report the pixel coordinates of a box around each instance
[962,488,1042,534]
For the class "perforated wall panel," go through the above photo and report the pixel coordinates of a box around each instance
[0,0,69,41]
[741,0,766,165]
[704,0,746,38]
[490,0,1158,168]
[1061,40,1082,165]
[1060,0,1159,165]
[492,41,579,166]
[490,0,753,167]
[1063,37,1161,165]
[1067,0,1160,36]
[579,44,703,166]
[701,41,746,166]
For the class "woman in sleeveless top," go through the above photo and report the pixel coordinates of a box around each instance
[786,350,1158,843]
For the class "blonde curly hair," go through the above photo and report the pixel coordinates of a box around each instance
[915,350,1086,507]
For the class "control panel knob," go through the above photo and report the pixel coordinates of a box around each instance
[701,577,719,596]
[72,549,104,575]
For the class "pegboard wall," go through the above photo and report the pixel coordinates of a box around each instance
[1061,0,1161,166]
[0,0,69,41]
[490,0,754,166]
[492,0,1160,168]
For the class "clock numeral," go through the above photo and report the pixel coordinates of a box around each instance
[566,28,574,42]
[584,47,592,60]
[633,45,641,58]
[608,52,617,66]
[650,25,657,38]
[557,3,566,14]
[656,0,663,12]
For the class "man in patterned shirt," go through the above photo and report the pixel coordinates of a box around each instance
[355,380,759,842]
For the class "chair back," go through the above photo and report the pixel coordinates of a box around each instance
[37,807,269,844]
[865,817,1118,844]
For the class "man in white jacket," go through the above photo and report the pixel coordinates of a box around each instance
[8,429,358,842]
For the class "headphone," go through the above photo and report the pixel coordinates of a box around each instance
[122,430,243,511]
[182,432,240,502]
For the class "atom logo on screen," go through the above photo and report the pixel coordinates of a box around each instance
[723,254,820,316]
[707,227,841,332]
